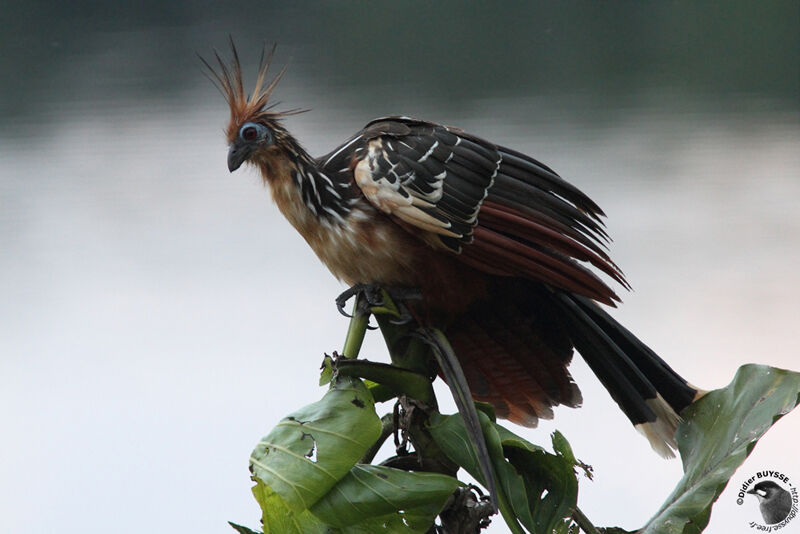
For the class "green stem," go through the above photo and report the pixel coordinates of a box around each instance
[374,315,434,375]
[359,413,395,464]
[365,384,397,403]
[572,506,601,534]
[341,295,369,359]
[336,359,435,404]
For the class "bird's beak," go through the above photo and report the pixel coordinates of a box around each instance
[227,143,252,172]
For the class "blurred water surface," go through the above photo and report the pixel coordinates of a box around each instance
[1,3,798,533]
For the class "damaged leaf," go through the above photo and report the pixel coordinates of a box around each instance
[250,376,382,513]
[251,479,328,534]
[310,465,461,532]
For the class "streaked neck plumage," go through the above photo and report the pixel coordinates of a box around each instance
[257,135,355,230]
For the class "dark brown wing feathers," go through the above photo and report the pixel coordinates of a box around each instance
[345,116,625,304]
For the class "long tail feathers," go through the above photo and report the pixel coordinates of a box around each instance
[446,283,583,429]
[550,291,701,457]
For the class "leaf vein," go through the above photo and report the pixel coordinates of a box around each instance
[250,456,310,509]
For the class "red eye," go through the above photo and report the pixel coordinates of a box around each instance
[242,126,258,141]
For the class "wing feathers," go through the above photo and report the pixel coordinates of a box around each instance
[498,147,605,219]
[469,227,619,304]
[451,162,494,191]
[451,144,500,175]
[342,117,627,301]
[492,172,610,244]
[479,203,627,289]
[484,191,610,252]
[394,206,460,236]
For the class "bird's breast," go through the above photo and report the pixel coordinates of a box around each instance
[309,206,491,319]
[308,206,423,286]
[266,165,487,317]
[268,173,419,286]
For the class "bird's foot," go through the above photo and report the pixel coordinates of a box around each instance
[335,283,382,318]
[335,284,421,324]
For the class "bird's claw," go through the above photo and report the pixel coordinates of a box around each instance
[335,286,357,317]
[335,284,421,325]
[335,283,384,318]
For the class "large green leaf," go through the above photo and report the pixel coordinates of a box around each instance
[250,480,329,534]
[310,465,461,532]
[640,364,800,534]
[502,430,579,534]
[250,377,382,513]
[428,411,582,534]
[428,411,525,533]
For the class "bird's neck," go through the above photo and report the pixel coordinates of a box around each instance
[258,140,355,231]
[292,150,354,226]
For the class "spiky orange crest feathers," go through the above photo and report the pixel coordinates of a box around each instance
[200,39,301,142]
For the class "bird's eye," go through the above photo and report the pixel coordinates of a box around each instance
[239,122,270,143]
[242,126,258,141]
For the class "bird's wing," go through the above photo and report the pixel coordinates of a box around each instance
[324,116,628,305]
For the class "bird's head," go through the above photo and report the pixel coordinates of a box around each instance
[201,41,305,176]
[747,480,784,502]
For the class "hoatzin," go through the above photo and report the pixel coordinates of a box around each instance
[205,45,702,457]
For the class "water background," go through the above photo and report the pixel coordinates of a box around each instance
[2,2,798,532]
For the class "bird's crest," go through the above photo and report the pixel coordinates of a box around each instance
[200,39,303,141]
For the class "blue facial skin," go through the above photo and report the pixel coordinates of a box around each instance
[228,122,273,171]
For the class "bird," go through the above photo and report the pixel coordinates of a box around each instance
[747,481,793,524]
[203,43,704,457]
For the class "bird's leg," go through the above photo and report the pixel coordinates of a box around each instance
[392,397,410,455]
[384,286,423,325]
[335,283,421,324]
[335,283,381,318]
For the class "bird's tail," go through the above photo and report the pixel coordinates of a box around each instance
[445,282,584,430]
[550,291,702,457]
[444,280,702,457]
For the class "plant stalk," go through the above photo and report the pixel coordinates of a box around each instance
[341,295,369,359]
